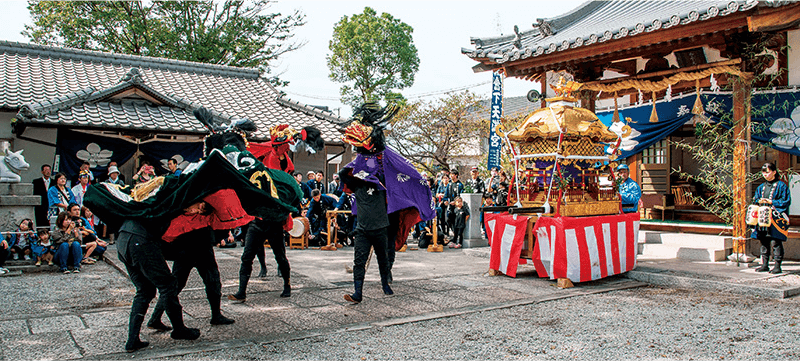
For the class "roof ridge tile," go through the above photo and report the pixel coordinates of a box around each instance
[0,40,260,80]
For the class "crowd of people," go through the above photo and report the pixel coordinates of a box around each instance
[0,159,177,275]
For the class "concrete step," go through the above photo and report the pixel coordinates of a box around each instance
[639,231,732,249]
[639,243,730,262]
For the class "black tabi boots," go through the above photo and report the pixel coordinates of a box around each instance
[755,256,770,272]
[344,280,363,303]
[280,275,291,298]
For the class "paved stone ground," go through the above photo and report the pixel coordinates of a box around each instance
[0,244,643,360]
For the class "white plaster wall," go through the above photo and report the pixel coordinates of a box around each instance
[788,29,800,86]
[0,112,58,183]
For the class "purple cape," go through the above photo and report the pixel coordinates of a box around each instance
[342,147,435,222]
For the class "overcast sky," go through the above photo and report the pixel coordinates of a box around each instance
[0,0,585,115]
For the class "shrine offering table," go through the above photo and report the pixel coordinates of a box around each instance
[485,212,640,282]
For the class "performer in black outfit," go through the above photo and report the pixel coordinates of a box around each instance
[227,122,324,303]
[116,219,200,352]
[147,227,235,330]
[228,219,291,302]
[344,176,394,303]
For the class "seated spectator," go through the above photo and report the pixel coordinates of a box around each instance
[48,173,76,228]
[0,237,8,274]
[7,218,36,261]
[334,193,356,246]
[31,229,54,266]
[217,230,237,248]
[306,189,337,245]
[414,219,441,249]
[51,211,83,273]
[67,204,106,264]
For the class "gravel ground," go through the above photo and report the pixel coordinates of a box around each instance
[163,286,800,361]
[0,262,132,318]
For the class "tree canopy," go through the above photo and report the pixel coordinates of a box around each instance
[387,91,486,174]
[23,0,305,85]
[327,7,419,106]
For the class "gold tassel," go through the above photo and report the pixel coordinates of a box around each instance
[692,79,704,115]
[649,91,658,123]
[612,92,620,123]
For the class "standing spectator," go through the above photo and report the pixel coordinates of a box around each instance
[294,172,311,206]
[306,170,323,194]
[315,171,327,194]
[328,174,342,197]
[7,218,36,260]
[616,164,641,214]
[485,167,500,199]
[132,161,155,185]
[167,158,182,177]
[445,169,464,235]
[48,173,76,227]
[495,182,509,207]
[31,229,53,266]
[435,177,451,236]
[100,161,127,184]
[71,170,91,206]
[448,196,470,249]
[752,162,790,274]
[51,211,83,274]
[105,166,125,186]
[32,164,52,227]
[465,167,485,194]
[306,189,338,245]
[72,161,95,185]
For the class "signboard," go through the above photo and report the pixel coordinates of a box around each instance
[488,72,503,170]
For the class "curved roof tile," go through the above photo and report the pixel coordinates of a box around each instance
[1,40,345,142]
[463,0,767,64]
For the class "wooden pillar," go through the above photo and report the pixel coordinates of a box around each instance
[732,76,752,254]
[540,72,547,109]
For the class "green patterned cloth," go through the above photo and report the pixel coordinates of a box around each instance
[84,148,302,233]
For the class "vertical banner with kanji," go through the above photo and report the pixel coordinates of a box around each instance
[487,72,503,171]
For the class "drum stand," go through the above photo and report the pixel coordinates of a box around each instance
[321,210,349,251]
[427,218,443,252]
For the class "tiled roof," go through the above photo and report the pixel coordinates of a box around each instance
[0,40,344,141]
[462,0,774,64]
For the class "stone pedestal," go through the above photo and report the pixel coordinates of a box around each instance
[462,193,488,248]
[0,183,40,231]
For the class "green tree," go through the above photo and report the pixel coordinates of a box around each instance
[387,91,485,174]
[327,7,419,106]
[23,0,305,85]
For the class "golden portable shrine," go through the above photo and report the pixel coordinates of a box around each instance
[497,78,622,218]
[484,79,640,284]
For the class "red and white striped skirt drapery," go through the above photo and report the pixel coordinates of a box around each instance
[485,212,640,282]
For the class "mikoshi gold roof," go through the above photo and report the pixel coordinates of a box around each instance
[506,100,618,143]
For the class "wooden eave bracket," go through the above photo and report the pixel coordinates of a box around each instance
[748,3,800,32]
